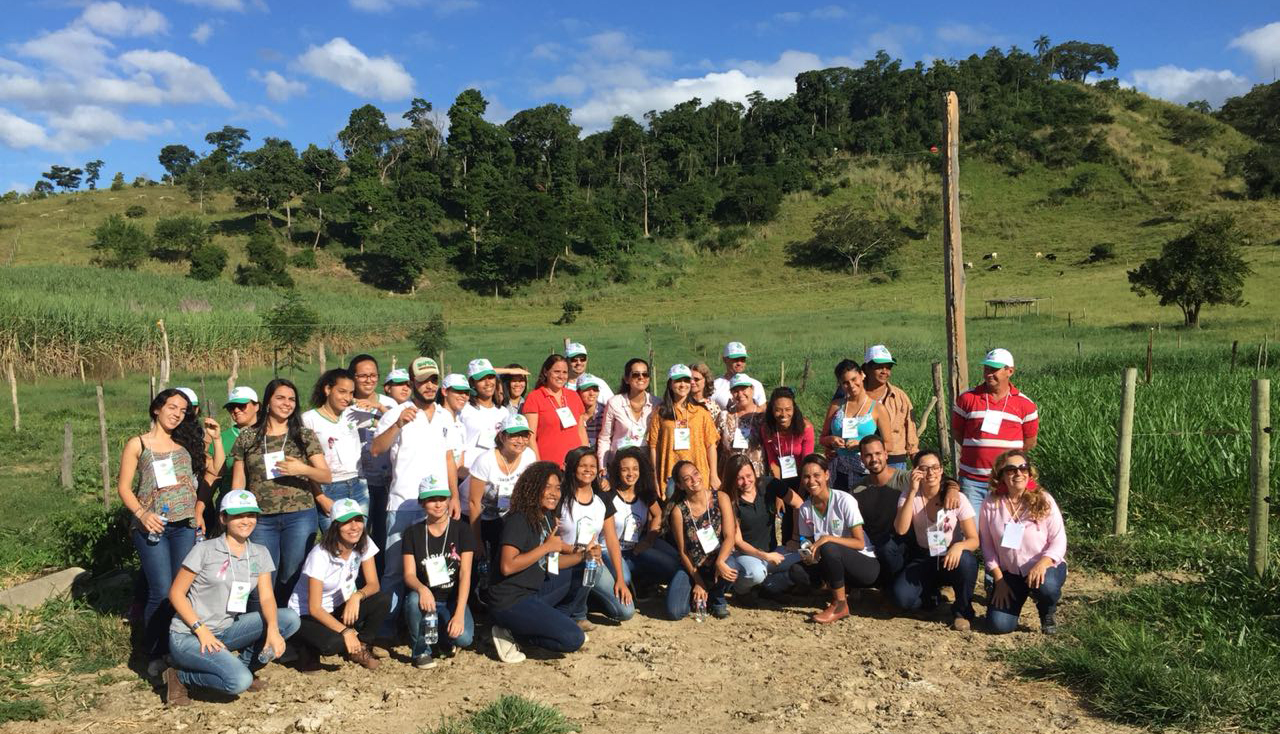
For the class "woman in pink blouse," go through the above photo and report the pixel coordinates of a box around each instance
[979,450,1067,635]
[596,358,660,473]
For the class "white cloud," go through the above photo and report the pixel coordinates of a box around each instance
[935,23,1005,49]
[296,37,415,100]
[533,31,673,101]
[118,50,234,106]
[348,0,477,13]
[176,0,248,10]
[15,26,115,77]
[191,22,214,44]
[529,42,563,61]
[250,69,306,101]
[77,2,169,37]
[1130,66,1253,107]
[1228,22,1280,74]
[45,105,168,151]
[0,108,48,148]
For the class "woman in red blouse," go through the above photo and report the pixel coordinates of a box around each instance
[520,355,588,467]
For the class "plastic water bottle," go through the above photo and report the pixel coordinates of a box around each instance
[195,525,205,543]
[421,610,439,645]
[257,645,275,664]
[799,535,813,560]
[582,557,599,587]
[147,504,170,544]
[694,597,707,623]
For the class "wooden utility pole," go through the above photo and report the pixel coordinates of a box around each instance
[96,385,110,508]
[227,348,239,394]
[1113,368,1137,535]
[941,91,969,437]
[1249,379,1271,577]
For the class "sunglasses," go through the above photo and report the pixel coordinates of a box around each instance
[1001,463,1031,475]
[569,356,588,362]
[629,371,650,378]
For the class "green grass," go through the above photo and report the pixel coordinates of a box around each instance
[421,695,575,734]
[1008,568,1280,732]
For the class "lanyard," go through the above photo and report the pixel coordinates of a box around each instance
[1000,495,1029,525]
[984,392,1012,420]
[425,519,449,556]
[772,429,801,458]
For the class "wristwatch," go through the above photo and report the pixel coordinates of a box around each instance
[189,620,204,633]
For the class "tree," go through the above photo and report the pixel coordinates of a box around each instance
[42,165,83,192]
[1232,145,1280,199]
[235,222,293,287]
[32,180,53,198]
[235,138,305,233]
[204,126,250,166]
[90,215,150,269]
[789,205,905,274]
[1049,41,1118,83]
[84,160,104,190]
[1128,214,1252,327]
[158,144,198,182]
[1033,35,1051,58]
[263,290,317,375]
[152,215,210,261]
[716,174,782,226]
[410,315,450,357]
[300,144,345,249]
[1216,81,1280,145]
[188,244,228,280]
[1185,100,1212,115]
[110,172,125,191]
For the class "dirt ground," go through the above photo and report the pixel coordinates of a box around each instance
[5,571,1139,734]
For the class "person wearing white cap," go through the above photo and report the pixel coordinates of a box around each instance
[459,359,510,527]
[712,342,765,410]
[596,358,660,474]
[715,373,765,478]
[401,479,476,668]
[383,369,412,405]
[346,355,399,578]
[290,499,388,670]
[647,364,720,493]
[564,342,615,405]
[860,345,919,470]
[213,387,259,505]
[951,348,1039,530]
[165,491,300,706]
[467,414,538,565]
[370,357,460,629]
[438,373,475,491]
[573,374,607,449]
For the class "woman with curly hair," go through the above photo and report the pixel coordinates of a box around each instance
[487,462,587,663]
[980,450,1067,635]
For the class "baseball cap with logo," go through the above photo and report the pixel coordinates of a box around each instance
[224,386,259,408]
[729,373,755,390]
[864,345,896,365]
[417,475,449,500]
[565,342,587,358]
[723,341,748,359]
[442,373,474,393]
[383,368,410,385]
[176,387,199,407]
[576,373,602,391]
[410,357,440,381]
[501,413,532,434]
[220,490,261,515]
[668,363,693,381]
[982,348,1015,369]
[467,358,497,380]
[329,498,366,523]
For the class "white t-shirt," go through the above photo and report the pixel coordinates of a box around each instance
[798,489,875,558]
[557,492,614,547]
[289,540,379,615]
[459,403,508,463]
[606,490,648,549]
[466,447,537,520]
[375,402,455,512]
[348,394,398,485]
[711,374,766,410]
[301,408,363,482]
[567,376,615,405]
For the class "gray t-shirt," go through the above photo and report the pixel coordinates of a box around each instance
[170,537,275,635]
[850,468,910,494]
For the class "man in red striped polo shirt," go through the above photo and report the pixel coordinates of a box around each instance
[951,348,1039,528]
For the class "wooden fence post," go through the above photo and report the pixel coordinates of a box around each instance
[779,360,786,387]
[931,362,950,469]
[1231,340,1239,372]
[1113,367,1137,535]
[227,348,239,395]
[5,360,17,433]
[1145,328,1154,384]
[96,385,110,509]
[798,357,812,394]
[319,342,327,373]
[157,319,171,391]
[1248,378,1271,577]
[61,421,73,489]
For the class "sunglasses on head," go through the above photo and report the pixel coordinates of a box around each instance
[1001,463,1031,475]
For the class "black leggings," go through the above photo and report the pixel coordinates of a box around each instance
[816,543,880,590]
[296,590,392,655]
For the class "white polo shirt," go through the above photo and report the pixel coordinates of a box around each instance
[375,401,455,512]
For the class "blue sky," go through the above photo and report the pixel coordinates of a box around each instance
[2,1,1277,193]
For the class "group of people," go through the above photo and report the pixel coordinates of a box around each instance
[115,339,1065,705]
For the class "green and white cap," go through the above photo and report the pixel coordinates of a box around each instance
[329,498,366,523]
[729,373,755,389]
[982,348,1015,369]
[411,357,440,381]
[500,413,532,434]
[417,475,449,500]
[668,363,693,381]
[565,342,587,358]
[220,490,261,515]
[442,373,473,393]
[723,341,748,359]
[224,386,258,407]
[467,358,496,380]
[575,373,602,391]
[176,387,199,407]
[864,345,896,365]
[384,368,410,384]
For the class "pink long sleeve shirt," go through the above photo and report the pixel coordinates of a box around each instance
[978,491,1067,576]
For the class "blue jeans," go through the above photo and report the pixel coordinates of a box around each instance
[378,507,425,635]
[404,591,474,657]
[892,546,979,620]
[888,458,909,471]
[868,534,907,588]
[560,561,593,622]
[366,481,389,576]
[960,478,990,533]
[987,562,1068,634]
[627,539,682,587]
[168,609,301,695]
[249,509,318,602]
[317,477,369,533]
[489,570,585,653]
[728,550,804,595]
[666,565,730,620]
[132,522,196,656]
[591,551,636,621]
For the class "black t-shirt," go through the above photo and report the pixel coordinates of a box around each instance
[401,517,476,604]
[852,484,902,544]
[488,511,554,611]
[736,477,785,552]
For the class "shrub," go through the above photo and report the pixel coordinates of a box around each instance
[109,172,125,191]
[1086,243,1116,263]
[152,215,209,261]
[124,204,147,219]
[263,289,317,373]
[554,299,582,325]
[410,314,450,357]
[47,505,136,575]
[188,244,228,280]
[90,215,149,270]
[130,176,148,188]
[235,222,293,288]
[289,249,317,269]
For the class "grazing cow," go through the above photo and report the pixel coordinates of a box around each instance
[988,264,1002,271]
[982,252,998,260]
[1035,252,1044,258]
[1045,253,1057,261]
[963,261,974,270]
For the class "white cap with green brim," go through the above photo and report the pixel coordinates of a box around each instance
[576,373,602,391]
[176,387,199,407]
[220,490,261,515]
[668,363,693,381]
[467,358,496,380]
[729,373,755,390]
[384,368,410,384]
[329,498,366,523]
[442,373,474,393]
[723,341,748,359]
[864,344,896,365]
[417,475,449,500]
[565,342,587,358]
[224,386,258,407]
[500,413,532,434]
[982,348,1015,369]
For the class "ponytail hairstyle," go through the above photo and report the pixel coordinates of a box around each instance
[310,368,355,409]
[799,452,829,475]
[149,388,207,479]
[666,459,700,509]
[989,450,1050,522]
[911,448,962,496]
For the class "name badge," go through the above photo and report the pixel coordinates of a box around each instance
[152,457,179,487]
[980,410,1004,435]
[673,426,691,451]
[478,429,496,449]
[556,406,576,429]
[841,416,860,440]
[496,489,512,513]
[340,559,359,599]
[546,551,559,575]
[619,432,642,448]
[423,555,451,587]
[575,519,597,548]
[731,425,750,449]
[1000,521,1025,549]
[779,455,798,479]
[621,513,640,544]
[227,580,252,614]
[927,510,950,557]
[263,450,286,479]
[695,525,720,554]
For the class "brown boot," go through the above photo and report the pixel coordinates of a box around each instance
[164,667,191,707]
[811,600,850,624]
[348,643,380,670]
[246,676,268,692]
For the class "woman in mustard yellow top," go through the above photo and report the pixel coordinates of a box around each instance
[647,364,719,497]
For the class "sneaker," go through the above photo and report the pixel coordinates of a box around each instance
[1041,612,1058,636]
[491,625,525,664]
[246,676,268,692]
[710,605,730,619]
[576,618,596,633]
[348,644,380,670]
[412,655,437,670]
[951,615,971,632]
[164,667,190,707]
